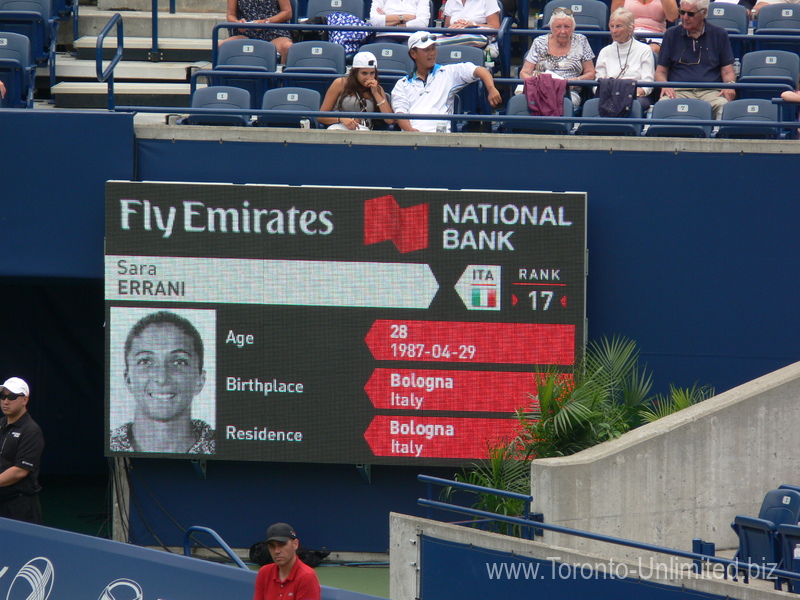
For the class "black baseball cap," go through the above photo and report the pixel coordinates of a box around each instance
[266,523,297,542]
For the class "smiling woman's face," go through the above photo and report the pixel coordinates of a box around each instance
[125,323,205,423]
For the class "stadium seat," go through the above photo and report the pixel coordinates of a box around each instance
[758,488,800,524]
[435,45,488,119]
[358,42,414,86]
[502,93,574,134]
[542,0,608,30]
[305,0,365,19]
[575,97,643,136]
[716,98,779,138]
[0,0,55,66]
[778,523,800,593]
[212,39,278,109]
[646,98,713,137]
[183,86,251,126]
[707,2,748,33]
[754,4,800,52]
[283,40,346,95]
[731,515,782,586]
[255,86,321,127]
[0,31,34,108]
[738,49,800,100]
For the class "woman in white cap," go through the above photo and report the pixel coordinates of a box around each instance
[318,51,396,130]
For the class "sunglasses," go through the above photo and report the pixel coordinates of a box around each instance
[678,8,705,16]
[413,34,437,44]
[0,392,24,400]
[552,7,574,15]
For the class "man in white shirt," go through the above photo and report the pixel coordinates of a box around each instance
[391,30,502,132]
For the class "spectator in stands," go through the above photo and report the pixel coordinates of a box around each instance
[752,0,800,18]
[595,8,656,108]
[0,377,44,525]
[0,81,5,99]
[781,88,800,102]
[611,0,679,53]
[254,523,321,600]
[392,30,501,131]
[519,7,596,107]
[110,310,215,454]
[223,0,293,63]
[438,0,501,52]
[369,0,431,43]
[655,0,735,118]
[318,51,396,130]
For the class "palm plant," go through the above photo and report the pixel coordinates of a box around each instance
[639,383,715,423]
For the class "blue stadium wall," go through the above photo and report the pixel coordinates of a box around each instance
[1,110,799,552]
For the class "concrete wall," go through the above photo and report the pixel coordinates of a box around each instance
[389,513,790,600]
[530,360,800,559]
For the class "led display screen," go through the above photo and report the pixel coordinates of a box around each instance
[104,182,586,465]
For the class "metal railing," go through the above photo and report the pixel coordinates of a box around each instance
[182,525,248,569]
[415,475,800,590]
[97,13,124,110]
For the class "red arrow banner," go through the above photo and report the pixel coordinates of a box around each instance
[364,415,519,459]
[364,320,575,365]
[364,368,550,412]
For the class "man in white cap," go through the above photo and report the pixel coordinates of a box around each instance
[391,30,502,132]
[254,522,320,600]
[0,377,44,524]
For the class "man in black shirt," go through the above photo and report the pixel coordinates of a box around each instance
[0,377,44,524]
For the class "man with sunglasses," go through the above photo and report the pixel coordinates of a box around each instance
[0,377,44,524]
[654,0,736,118]
[391,30,502,132]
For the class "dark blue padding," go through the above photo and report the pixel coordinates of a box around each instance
[576,97,643,136]
[0,30,34,108]
[778,523,800,592]
[758,489,800,526]
[185,86,252,126]
[646,98,713,138]
[256,86,321,126]
[542,0,608,30]
[716,98,779,138]
[212,39,278,109]
[503,93,573,134]
[731,515,780,575]
[738,49,800,100]
[306,0,365,19]
[434,47,488,118]
[707,2,748,33]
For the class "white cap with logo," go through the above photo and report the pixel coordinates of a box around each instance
[2,377,29,396]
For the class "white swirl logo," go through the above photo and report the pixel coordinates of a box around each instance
[6,557,54,600]
[97,578,143,600]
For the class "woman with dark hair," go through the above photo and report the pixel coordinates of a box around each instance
[318,51,396,130]
[223,0,293,63]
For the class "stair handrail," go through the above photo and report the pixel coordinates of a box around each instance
[183,525,248,569]
[96,13,124,111]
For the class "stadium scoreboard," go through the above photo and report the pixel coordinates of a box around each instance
[104,182,586,465]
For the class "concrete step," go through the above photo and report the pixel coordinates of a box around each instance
[48,54,210,80]
[75,5,225,40]
[98,0,222,12]
[51,80,198,107]
[73,35,214,61]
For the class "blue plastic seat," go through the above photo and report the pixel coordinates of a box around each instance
[542,0,608,30]
[358,41,414,86]
[435,45,489,119]
[184,86,252,126]
[716,98,779,138]
[777,523,800,593]
[502,93,573,134]
[212,39,278,109]
[738,49,800,100]
[731,515,781,585]
[256,86,321,127]
[575,97,643,136]
[755,4,800,52]
[759,488,800,525]
[0,31,34,108]
[707,2,748,33]
[306,0,365,19]
[283,40,346,95]
[646,98,713,137]
[0,0,55,66]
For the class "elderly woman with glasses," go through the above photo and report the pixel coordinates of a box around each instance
[595,7,655,108]
[519,7,596,106]
[611,0,678,53]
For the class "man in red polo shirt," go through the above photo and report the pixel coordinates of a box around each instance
[254,523,321,600]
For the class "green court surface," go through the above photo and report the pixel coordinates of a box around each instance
[316,563,390,598]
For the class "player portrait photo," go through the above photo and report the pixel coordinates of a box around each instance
[108,307,217,455]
